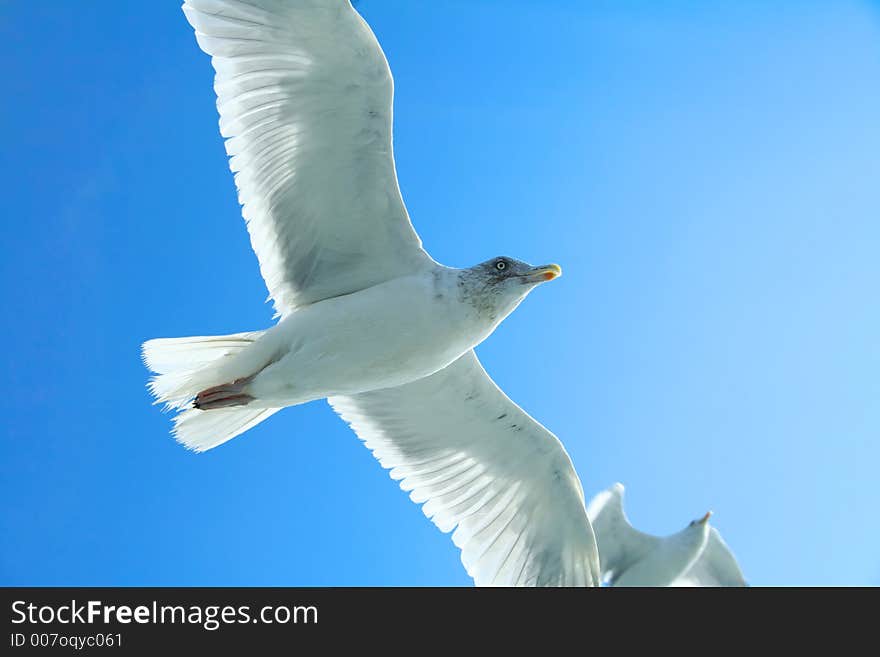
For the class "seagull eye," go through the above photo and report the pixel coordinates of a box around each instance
[495,260,507,271]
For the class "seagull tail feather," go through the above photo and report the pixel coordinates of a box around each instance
[170,405,282,453]
[142,330,280,451]
[142,330,266,409]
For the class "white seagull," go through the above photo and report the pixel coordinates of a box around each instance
[143,1,600,586]
[586,483,747,587]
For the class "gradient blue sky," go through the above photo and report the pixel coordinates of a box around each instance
[2,1,879,586]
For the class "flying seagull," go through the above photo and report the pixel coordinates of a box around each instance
[586,483,747,587]
[142,1,600,586]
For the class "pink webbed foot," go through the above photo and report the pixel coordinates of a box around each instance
[193,377,255,410]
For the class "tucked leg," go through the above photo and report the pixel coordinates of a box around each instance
[194,377,255,410]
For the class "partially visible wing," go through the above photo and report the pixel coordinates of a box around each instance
[182,1,432,316]
[330,351,600,587]
[672,527,747,587]
[586,483,659,585]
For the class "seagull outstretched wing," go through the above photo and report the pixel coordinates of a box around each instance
[182,0,432,316]
[586,483,659,584]
[331,351,601,587]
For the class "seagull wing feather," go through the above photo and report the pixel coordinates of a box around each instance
[330,351,601,587]
[182,0,432,316]
[586,483,659,584]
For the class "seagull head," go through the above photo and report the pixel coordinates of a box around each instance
[475,256,562,286]
[460,256,562,321]
[684,511,713,535]
[671,511,713,556]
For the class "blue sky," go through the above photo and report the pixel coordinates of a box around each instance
[1,0,879,586]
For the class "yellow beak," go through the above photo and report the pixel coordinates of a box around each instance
[530,263,562,282]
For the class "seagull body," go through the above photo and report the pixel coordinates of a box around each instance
[142,0,600,586]
[158,264,551,413]
[586,483,747,587]
[245,269,479,404]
